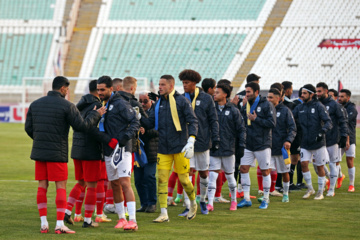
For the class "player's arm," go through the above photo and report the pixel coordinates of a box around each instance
[285,108,297,144]
[67,104,101,132]
[183,98,198,138]
[336,103,348,137]
[254,102,276,128]
[24,105,33,139]
[318,104,332,133]
[140,102,156,130]
[122,102,141,143]
[207,97,220,143]
[234,107,246,148]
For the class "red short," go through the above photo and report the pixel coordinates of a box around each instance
[73,159,101,182]
[99,161,107,180]
[35,161,68,182]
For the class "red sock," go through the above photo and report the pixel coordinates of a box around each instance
[221,172,227,185]
[66,183,84,212]
[257,166,263,191]
[56,188,67,221]
[191,173,196,185]
[75,186,86,215]
[215,172,223,198]
[270,170,277,192]
[106,189,114,205]
[196,172,200,195]
[177,177,184,194]
[84,187,96,218]
[96,180,105,215]
[37,187,47,217]
[168,172,178,197]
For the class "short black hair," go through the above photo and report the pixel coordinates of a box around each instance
[97,76,113,88]
[179,69,201,83]
[328,89,338,97]
[216,83,232,98]
[245,82,260,93]
[340,89,351,97]
[160,74,175,81]
[282,81,292,91]
[269,88,281,96]
[52,76,69,90]
[246,73,261,83]
[302,84,316,94]
[217,79,233,92]
[201,78,216,93]
[270,82,283,92]
[89,80,98,92]
[298,87,303,97]
[316,82,328,90]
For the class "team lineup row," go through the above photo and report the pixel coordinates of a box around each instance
[25,70,357,233]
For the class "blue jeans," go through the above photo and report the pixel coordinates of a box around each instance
[134,161,157,207]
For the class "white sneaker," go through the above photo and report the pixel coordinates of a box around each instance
[153,214,169,223]
[326,191,335,197]
[258,190,264,195]
[214,196,230,203]
[314,191,324,200]
[187,202,197,220]
[103,204,116,214]
[270,190,283,197]
[302,189,315,199]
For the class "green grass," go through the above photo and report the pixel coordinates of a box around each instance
[0,123,360,239]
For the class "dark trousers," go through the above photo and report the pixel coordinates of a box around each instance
[134,161,157,207]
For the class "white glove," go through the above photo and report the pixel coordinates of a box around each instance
[181,137,195,159]
[133,106,141,120]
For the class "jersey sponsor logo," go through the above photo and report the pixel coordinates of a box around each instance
[270,110,273,114]
[326,106,330,110]
[277,112,281,117]
[196,100,200,106]
[311,108,315,113]
[225,110,230,116]
[257,107,261,112]
[109,104,113,111]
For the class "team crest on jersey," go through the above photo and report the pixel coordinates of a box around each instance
[109,104,113,111]
[277,112,281,117]
[196,100,201,106]
[257,107,261,112]
[326,106,330,110]
[225,110,230,116]
[311,108,315,113]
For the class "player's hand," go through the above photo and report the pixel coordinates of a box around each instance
[242,96,248,105]
[247,111,257,121]
[108,138,118,149]
[236,147,244,165]
[346,140,350,150]
[95,106,107,115]
[140,127,145,135]
[284,141,291,150]
[231,95,240,105]
[181,137,195,159]
[211,141,220,152]
[315,132,323,142]
[338,136,347,148]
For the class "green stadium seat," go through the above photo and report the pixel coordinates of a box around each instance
[0,0,56,20]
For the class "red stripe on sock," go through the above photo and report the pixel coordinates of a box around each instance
[270,170,277,192]
[75,186,86,215]
[66,183,83,212]
[106,189,114,204]
[96,181,105,215]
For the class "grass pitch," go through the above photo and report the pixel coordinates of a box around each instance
[0,123,359,239]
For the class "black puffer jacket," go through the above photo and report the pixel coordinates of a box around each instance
[210,102,246,157]
[102,92,140,156]
[293,98,332,150]
[271,102,297,155]
[118,91,148,153]
[320,96,348,146]
[25,91,101,163]
[241,96,276,151]
[141,91,198,154]
[139,105,159,163]
[71,94,111,161]
[343,101,358,145]
[183,89,220,152]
